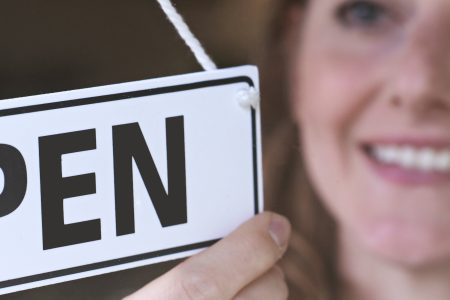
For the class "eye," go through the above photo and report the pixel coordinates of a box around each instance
[336,0,388,28]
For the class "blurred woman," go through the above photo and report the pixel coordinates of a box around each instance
[128,0,450,299]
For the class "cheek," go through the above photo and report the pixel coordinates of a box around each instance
[291,50,371,253]
[291,46,378,209]
[293,45,378,149]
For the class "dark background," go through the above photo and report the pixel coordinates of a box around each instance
[0,1,275,299]
[0,0,273,99]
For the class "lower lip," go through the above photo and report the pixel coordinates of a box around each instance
[362,149,450,185]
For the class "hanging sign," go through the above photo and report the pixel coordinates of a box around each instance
[0,65,263,295]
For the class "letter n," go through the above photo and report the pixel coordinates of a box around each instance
[113,116,187,236]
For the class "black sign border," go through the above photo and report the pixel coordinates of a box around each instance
[0,75,260,290]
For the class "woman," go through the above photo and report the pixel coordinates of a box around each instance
[127,0,450,299]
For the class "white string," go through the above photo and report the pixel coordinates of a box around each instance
[155,0,259,110]
[155,0,218,71]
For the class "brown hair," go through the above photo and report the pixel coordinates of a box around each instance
[260,0,338,299]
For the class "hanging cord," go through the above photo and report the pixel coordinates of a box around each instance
[155,0,217,71]
[155,0,259,109]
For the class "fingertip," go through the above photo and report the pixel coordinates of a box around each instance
[265,212,291,251]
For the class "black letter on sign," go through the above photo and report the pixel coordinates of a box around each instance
[0,145,27,218]
[113,116,187,236]
[39,129,100,250]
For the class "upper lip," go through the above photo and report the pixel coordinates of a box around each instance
[362,137,450,150]
[361,136,450,149]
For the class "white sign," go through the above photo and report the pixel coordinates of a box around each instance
[0,66,263,295]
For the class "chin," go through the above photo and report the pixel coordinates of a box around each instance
[362,219,450,269]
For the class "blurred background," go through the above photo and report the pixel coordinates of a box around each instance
[0,0,275,99]
[1,0,276,299]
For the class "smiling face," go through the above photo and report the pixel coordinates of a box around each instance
[292,0,450,266]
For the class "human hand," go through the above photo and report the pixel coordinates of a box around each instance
[124,212,291,300]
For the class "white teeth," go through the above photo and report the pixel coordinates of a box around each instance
[371,145,450,172]
[400,146,415,169]
[417,148,435,172]
[435,151,450,171]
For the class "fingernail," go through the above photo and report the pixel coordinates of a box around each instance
[268,215,290,249]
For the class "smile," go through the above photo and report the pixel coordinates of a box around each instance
[363,141,450,185]
[368,145,450,172]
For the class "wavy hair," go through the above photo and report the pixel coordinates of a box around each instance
[261,0,338,299]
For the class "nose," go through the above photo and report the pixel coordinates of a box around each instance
[388,13,450,116]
